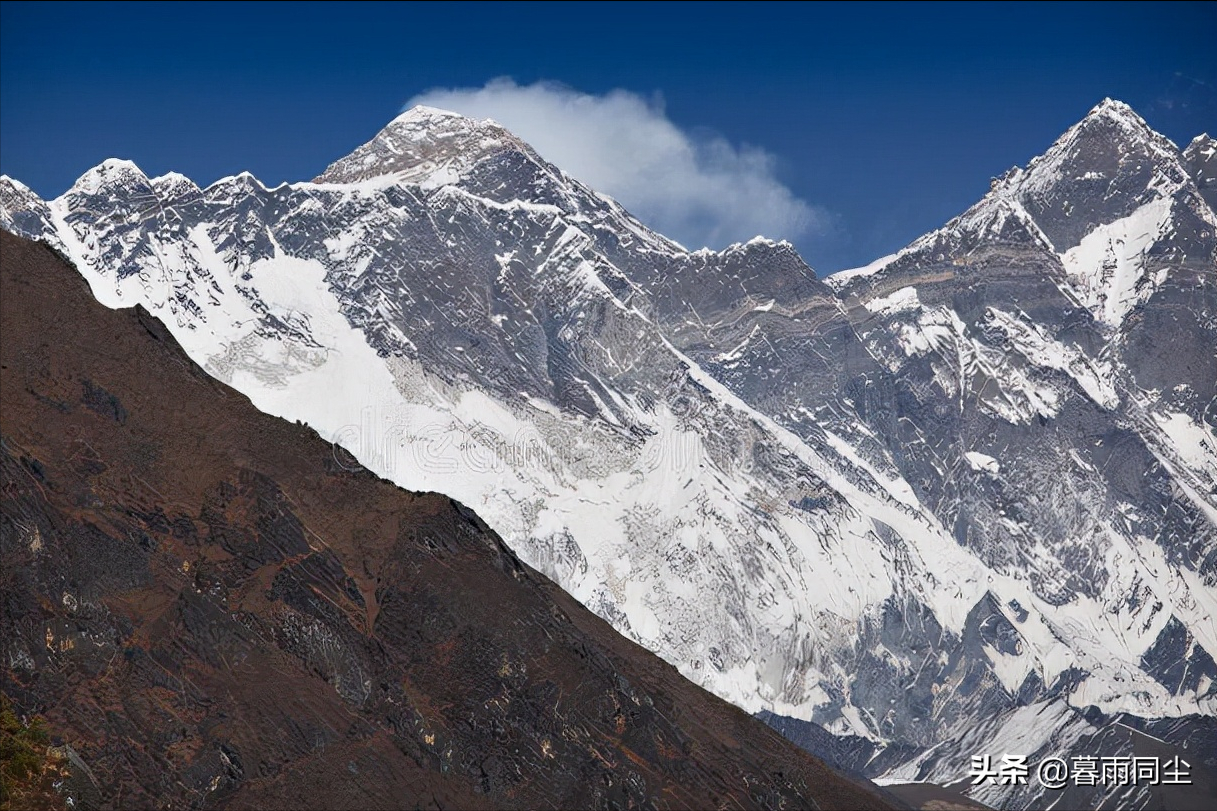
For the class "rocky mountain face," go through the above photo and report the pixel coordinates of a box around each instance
[1184,133,1217,216]
[2,99,1213,809]
[0,230,901,810]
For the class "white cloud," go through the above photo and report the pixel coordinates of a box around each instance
[407,78,828,250]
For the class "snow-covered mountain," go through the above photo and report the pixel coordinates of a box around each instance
[3,99,1213,808]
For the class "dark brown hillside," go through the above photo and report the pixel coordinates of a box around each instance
[0,230,902,810]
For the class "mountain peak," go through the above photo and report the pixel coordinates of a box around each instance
[1009,99,1188,251]
[0,174,33,194]
[389,104,484,127]
[1052,97,1165,159]
[66,159,151,197]
[1085,97,1145,125]
[1183,133,1217,209]
[1185,132,1215,154]
[316,105,534,188]
[150,171,200,197]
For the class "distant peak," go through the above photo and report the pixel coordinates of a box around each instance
[1185,133,1215,157]
[1183,133,1217,207]
[386,104,511,139]
[1090,97,1136,116]
[93,158,146,176]
[401,104,459,116]
[1066,98,1148,143]
[1018,98,1178,186]
[69,159,149,195]
[316,105,534,187]
[0,174,33,194]
[982,97,1190,253]
[726,235,796,253]
[392,104,473,124]
[151,171,201,198]
[151,170,194,184]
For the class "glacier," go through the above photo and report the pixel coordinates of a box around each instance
[2,98,1214,809]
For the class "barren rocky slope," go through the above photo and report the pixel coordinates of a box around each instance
[0,230,901,810]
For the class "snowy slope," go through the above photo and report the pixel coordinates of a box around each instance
[3,98,1214,809]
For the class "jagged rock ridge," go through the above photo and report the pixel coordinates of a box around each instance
[0,230,900,811]
[2,98,1213,809]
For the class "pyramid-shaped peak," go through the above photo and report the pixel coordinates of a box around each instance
[1009,99,1188,251]
[315,105,537,187]
[1030,99,1181,176]
[1185,132,1215,156]
[1088,97,1142,121]
[1182,133,1217,209]
[1013,100,1170,191]
[1058,98,1161,148]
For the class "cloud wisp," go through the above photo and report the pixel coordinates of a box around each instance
[407,78,828,251]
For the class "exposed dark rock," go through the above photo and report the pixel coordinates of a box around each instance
[0,230,901,810]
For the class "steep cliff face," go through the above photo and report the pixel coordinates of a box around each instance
[2,109,1013,744]
[2,97,1213,809]
[0,231,899,811]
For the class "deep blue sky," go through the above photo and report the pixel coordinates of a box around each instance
[2,1,1214,272]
